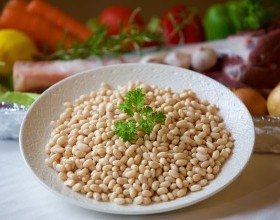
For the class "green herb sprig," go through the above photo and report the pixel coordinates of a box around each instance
[48,24,163,61]
[115,88,166,142]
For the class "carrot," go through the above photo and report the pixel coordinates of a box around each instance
[27,0,92,42]
[3,0,28,9]
[0,1,76,52]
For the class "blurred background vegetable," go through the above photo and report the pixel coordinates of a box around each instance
[0,3,72,52]
[204,4,236,40]
[0,29,37,76]
[98,5,144,35]
[0,91,39,107]
[160,5,205,44]
[227,0,275,31]
[267,83,280,117]
[27,0,92,42]
[233,88,268,116]
[204,0,280,40]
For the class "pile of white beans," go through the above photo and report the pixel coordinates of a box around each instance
[45,81,234,205]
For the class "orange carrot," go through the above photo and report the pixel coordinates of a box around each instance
[4,0,28,9]
[27,0,92,42]
[0,1,76,52]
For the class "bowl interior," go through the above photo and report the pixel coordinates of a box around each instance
[19,63,255,215]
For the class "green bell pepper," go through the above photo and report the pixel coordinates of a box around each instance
[204,0,278,41]
[204,4,236,41]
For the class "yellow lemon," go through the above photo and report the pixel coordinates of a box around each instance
[0,29,37,76]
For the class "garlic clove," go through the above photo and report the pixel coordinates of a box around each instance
[164,52,191,68]
[140,53,165,64]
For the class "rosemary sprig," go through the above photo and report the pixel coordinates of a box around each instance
[48,24,163,60]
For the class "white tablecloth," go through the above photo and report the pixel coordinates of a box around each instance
[1,139,279,220]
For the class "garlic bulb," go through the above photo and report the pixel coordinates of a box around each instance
[191,47,218,72]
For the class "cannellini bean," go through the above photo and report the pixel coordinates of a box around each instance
[196,153,208,162]
[142,190,153,197]
[125,145,137,157]
[190,184,202,192]
[56,136,67,146]
[177,188,187,197]
[168,170,179,179]
[72,183,83,192]
[134,196,144,205]
[157,187,168,195]
[174,153,186,160]
[76,143,91,152]
[124,170,136,178]
[114,198,126,205]
[46,81,234,206]
[175,159,188,166]
[149,161,160,169]
[212,150,220,160]
[176,120,188,128]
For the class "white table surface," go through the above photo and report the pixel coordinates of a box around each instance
[1,139,280,220]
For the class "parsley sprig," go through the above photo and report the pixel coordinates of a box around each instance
[115,88,166,142]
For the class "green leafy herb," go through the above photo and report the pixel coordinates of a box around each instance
[48,24,163,60]
[139,118,154,134]
[114,88,166,142]
[115,120,137,142]
[142,106,153,116]
[227,0,278,31]
[151,110,166,123]
[119,101,134,117]
[125,88,145,111]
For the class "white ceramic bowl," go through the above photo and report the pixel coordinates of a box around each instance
[19,63,255,215]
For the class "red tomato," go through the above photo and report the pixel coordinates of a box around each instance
[117,23,161,51]
[98,5,144,35]
[161,5,205,45]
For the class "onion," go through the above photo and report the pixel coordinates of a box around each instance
[233,88,267,116]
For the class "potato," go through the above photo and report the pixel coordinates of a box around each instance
[267,83,280,117]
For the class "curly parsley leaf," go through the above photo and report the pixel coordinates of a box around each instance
[152,111,166,123]
[119,101,134,117]
[142,106,153,116]
[115,120,137,142]
[139,118,154,134]
[126,88,145,111]
[114,88,166,142]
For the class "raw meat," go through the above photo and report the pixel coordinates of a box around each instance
[13,59,103,92]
